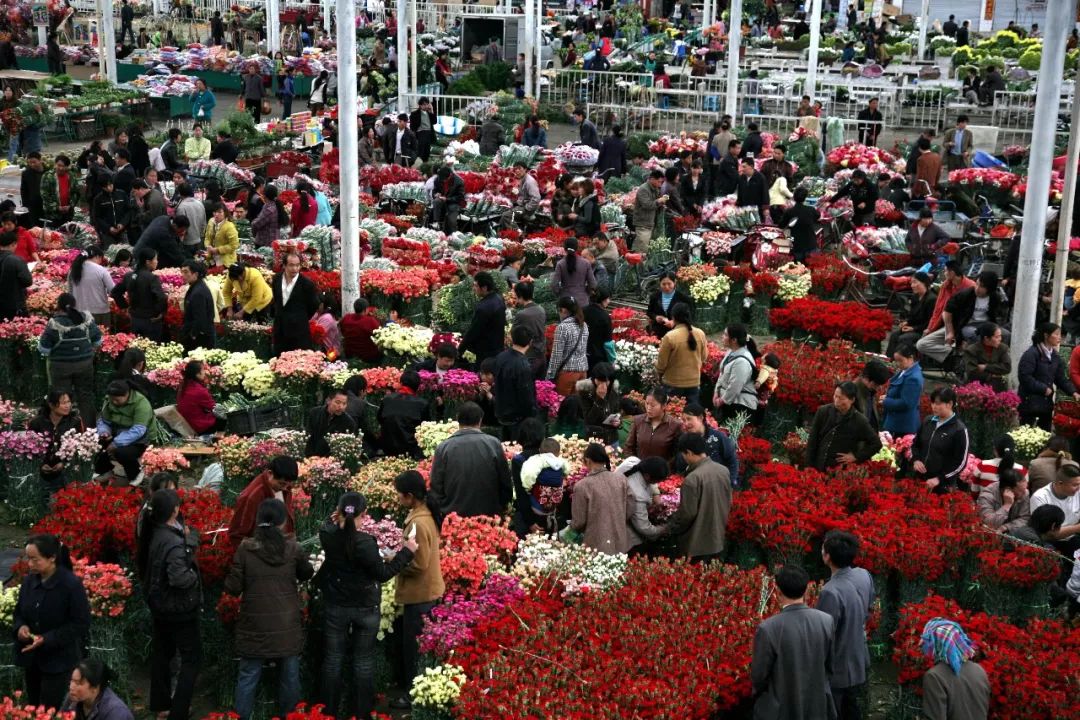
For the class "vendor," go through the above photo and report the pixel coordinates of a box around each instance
[176,360,223,436]
[305,389,358,457]
[222,262,273,322]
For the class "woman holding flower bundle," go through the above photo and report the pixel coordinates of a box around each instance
[224,498,314,720]
[38,293,103,425]
[137,489,202,720]
[13,533,91,710]
[318,491,419,719]
[204,203,239,268]
[62,658,134,720]
[252,185,288,248]
[568,443,633,555]
[647,272,693,338]
[390,470,444,711]
[28,389,87,496]
[656,302,708,406]
[624,456,669,554]
[919,619,989,720]
[547,296,590,396]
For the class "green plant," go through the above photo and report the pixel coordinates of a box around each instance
[447,73,485,97]
[978,55,1006,72]
[952,45,975,67]
[1019,49,1041,71]
[626,131,662,159]
[473,62,512,91]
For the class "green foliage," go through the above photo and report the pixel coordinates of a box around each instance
[626,131,662,159]
[604,174,639,195]
[991,30,1020,48]
[447,73,485,96]
[1019,49,1041,71]
[951,46,975,67]
[978,55,1006,72]
[473,62,512,91]
[432,273,509,332]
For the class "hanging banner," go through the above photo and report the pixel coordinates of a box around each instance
[979,0,995,32]
[31,2,47,27]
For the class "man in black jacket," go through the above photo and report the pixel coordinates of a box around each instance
[740,122,763,159]
[854,360,892,431]
[19,152,44,228]
[393,113,417,167]
[782,188,819,262]
[906,208,951,266]
[829,170,878,226]
[91,175,132,248]
[409,96,437,163]
[271,251,320,355]
[305,389,359,457]
[134,214,188,268]
[180,260,215,351]
[805,382,882,472]
[736,159,768,216]
[377,370,431,459]
[493,326,538,438]
[160,128,187,174]
[431,166,465,233]
[944,270,1006,345]
[210,10,226,46]
[0,230,31,320]
[210,131,239,165]
[857,98,883,146]
[113,149,137,195]
[717,139,741,196]
[459,271,507,367]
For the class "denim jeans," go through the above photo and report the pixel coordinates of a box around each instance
[319,604,380,719]
[402,602,436,687]
[234,655,300,720]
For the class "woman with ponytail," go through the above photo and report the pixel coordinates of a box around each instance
[14,533,90,709]
[568,443,633,555]
[252,184,287,248]
[318,491,418,719]
[38,293,102,424]
[547,295,590,395]
[713,323,761,421]
[389,471,444,711]
[290,181,318,236]
[224,498,313,720]
[977,462,1031,532]
[972,435,1027,496]
[551,237,596,309]
[656,302,708,404]
[67,246,114,326]
[140,488,202,720]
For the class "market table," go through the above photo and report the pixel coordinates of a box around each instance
[0,69,51,94]
[149,94,191,119]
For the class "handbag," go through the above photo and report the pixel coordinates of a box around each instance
[554,324,586,395]
[261,100,272,115]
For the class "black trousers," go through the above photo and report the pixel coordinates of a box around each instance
[150,614,201,720]
[95,442,146,482]
[416,130,434,162]
[245,98,262,123]
[24,665,69,710]
[832,685,863,720]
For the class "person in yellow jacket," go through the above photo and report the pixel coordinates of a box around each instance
[204,202,239,268]
[390,469,444,711]
[222,262,273,321]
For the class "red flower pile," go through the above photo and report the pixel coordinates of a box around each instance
[804,254,865,296]
[769,298,894,344]
[438,513,518,596]
[893,594,1080,719]
[360,164,424,194]
[453,561,768,718]
[765,340,871,413]
[1052,399,1080,438]
[360,267,441,300]
[382,237,431,266]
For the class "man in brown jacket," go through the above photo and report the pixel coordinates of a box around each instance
[914,138,943,198]
[667,433,732,562]
[227,456,297,546]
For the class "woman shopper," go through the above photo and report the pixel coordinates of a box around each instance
[883,344,925,437]
[28,390,86,497]
[977,463,1031,533]
[624,456,669,554]
[646,272,693,338]
[224,498,314,720]
[291,182,318,236]
[547,296,590,396]
[62,658,134,720]
[318,491,419,719]
[252,185,288,247]
[313,292,343,357]
[115,248,166,341]
[579,363,622,443]
[919,619,989,720]
[510,418,546,537]
[568,443,633,555]
[190,79,216,124]
[112,346,154,399]
[13,534,90,710]
[551,238,596,308]
[176,360,222,436]
[68,247,115,327]
[137,489,202,720]
[38,293,102,424]
[204,202,239,268]
[571,178,601,238]
[1028,436,1073,493]
[656,302,708,405]
[389,470,444,711]
[712,324,759,421]
[1018,322,1080,430]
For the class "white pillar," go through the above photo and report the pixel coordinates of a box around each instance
[267,0,280,54]
[102,0,116,84]
[724,0,741,119]
[1011,0,1077,385]
[410,0,418,94]
[837,0,849,30]
[523,0,534,98]
[917,0,930,61]
[702,0,711,30]
[806,0,822,106]
[534,0,542,98]
[396,0,407,109]
[337,0,360,314]
[1052,70,1080,323]
[322,0,331,34]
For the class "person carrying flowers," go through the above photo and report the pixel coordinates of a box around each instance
[519,437,566,534]
[228,455,298,546]
[567,443,633,555]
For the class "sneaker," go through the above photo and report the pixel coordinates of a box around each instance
[92,471,112,484]
[130,471,145,488]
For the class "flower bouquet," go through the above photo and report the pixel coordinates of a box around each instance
[0,430,51,523]
[415,420,459,457]
[1008,424,1050,463]
[552,142,599,167]
[141,447,191,476]
[825,142,898,176]
[410,664,467,713]
[955,382,1020,456]
[613,339,660,391]
[373,324,435,364]
[327,433,365,472]
[648,133,707,157]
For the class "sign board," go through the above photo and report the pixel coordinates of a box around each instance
[979,0,995,33]
[31,2,48,28]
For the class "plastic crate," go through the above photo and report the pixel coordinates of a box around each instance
[225,405,295,435]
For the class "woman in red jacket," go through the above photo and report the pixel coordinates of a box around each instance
[290,182,318,237]
[176,360,220,435]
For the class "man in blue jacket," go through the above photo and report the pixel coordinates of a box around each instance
[677,403,740,488]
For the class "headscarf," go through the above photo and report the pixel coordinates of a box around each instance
[920,618,976,675]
